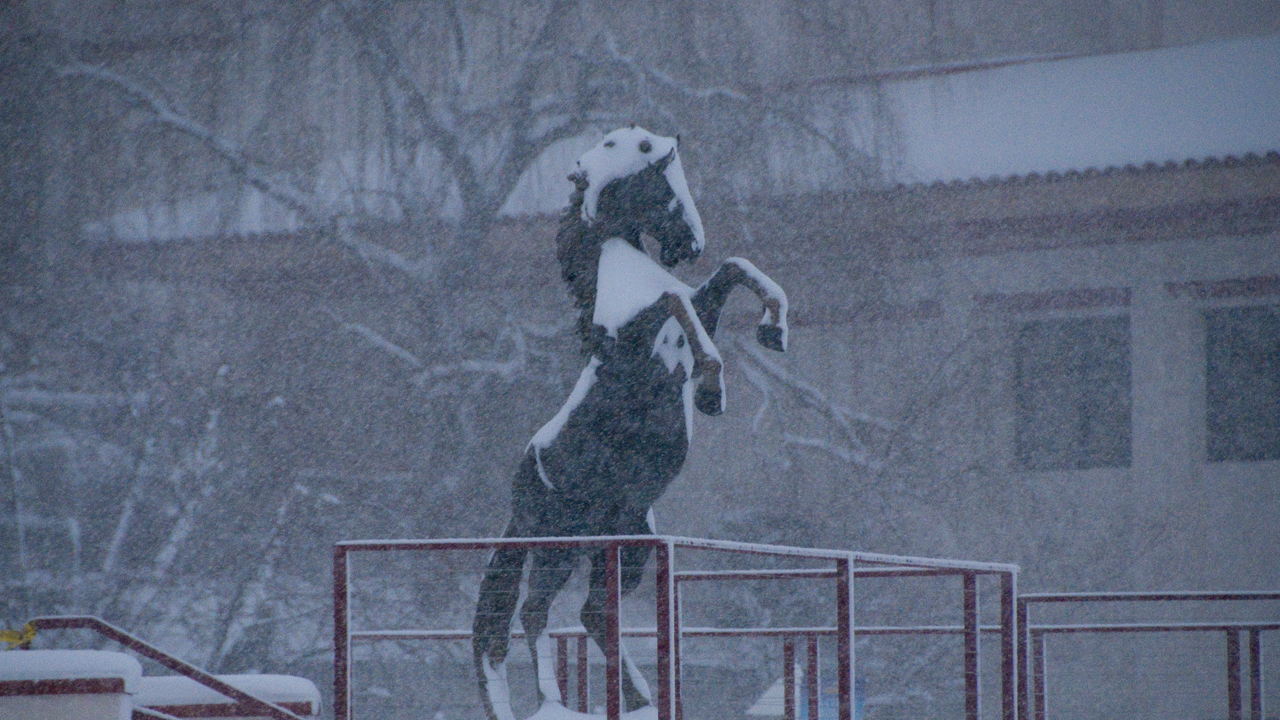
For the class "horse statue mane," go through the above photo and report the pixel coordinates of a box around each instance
[555,177,607,357]
[472,126,788,720]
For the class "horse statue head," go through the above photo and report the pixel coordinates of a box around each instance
[566,126,704,267]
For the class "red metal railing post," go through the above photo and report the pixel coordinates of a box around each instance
[1228,628,1243,720]
[557,636,569,704]
[963,572,981,720]
[783,636,796,720]
[655,541,674,720]
[807,633,820,720]
[1017,596,1029,720]
[835,556,853,720]
[334,545,350,720]
[1249,628,1262,720]
[1001,571,1017,720]
[605,542,622,720]
[673,578,684,720]
[1032,631,1046,720]
[577,636,590,713]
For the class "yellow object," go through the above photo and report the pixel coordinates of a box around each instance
[1,621,36,649]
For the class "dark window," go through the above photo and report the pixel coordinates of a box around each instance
[1206,305,1280,462]
[1015,316,1131,470]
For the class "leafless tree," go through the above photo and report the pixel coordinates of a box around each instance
[4,0,914,698]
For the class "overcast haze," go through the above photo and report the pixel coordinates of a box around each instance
[2,3,1279,719]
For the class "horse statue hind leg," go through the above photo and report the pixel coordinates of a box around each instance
[515,511,657,714]
[471,125,788,720]
[473,471,661,719]
[577,519,658,710]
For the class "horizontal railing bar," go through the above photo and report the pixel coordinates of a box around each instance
[667,536,1020,571]
[856,625,1007,636]
[854,567,986,578]
[671,567,980,582]
[352,630,528,641]
[665,537,859,562]
[855,559,1017,573]
[1020,591,1280,603]
[335,536,666,552]
[353,625,1007,641]
[1031,621,1280,634]
[682,625,1007,637]
[338,535,849,560]
[674,569,838,581]
[336,535,1019,572]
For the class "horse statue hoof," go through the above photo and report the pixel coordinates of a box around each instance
[694,385,724,416]
[756,324,786,352]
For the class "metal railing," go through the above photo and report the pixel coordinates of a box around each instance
[21,615,305,720]
[547,623,1008,720]
[332,534,1019,720]
[668,564,1019,720]
[1017,591,1280,720]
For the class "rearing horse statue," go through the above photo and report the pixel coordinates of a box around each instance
[472,126,789,720]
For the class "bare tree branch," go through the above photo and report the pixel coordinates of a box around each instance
[1,400,30,610]
[333,317,424,369]
[55,60,440,280]
[737,337,897,433]
[598,29,750,103]
[413,324,528,385]
[55,62,320,219]
[334,2,485,220]
[781,433,882,469]
[763,100,884,183]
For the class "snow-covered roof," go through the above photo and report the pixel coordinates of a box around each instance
[135,673,320,709]
[892,34,1280,184]
[901,149,1280,191]
[0,650,143,692]
[501,35,1279,214]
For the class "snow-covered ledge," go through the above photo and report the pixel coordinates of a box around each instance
[135,674,320,718]
[0,650,141,720]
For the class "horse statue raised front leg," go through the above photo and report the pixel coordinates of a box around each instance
[471,126,789,720]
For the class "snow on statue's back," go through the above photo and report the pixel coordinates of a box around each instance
[470,126,790,720]
[593,238,693,336]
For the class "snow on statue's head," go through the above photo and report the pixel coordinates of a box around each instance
[568,126,705,267]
